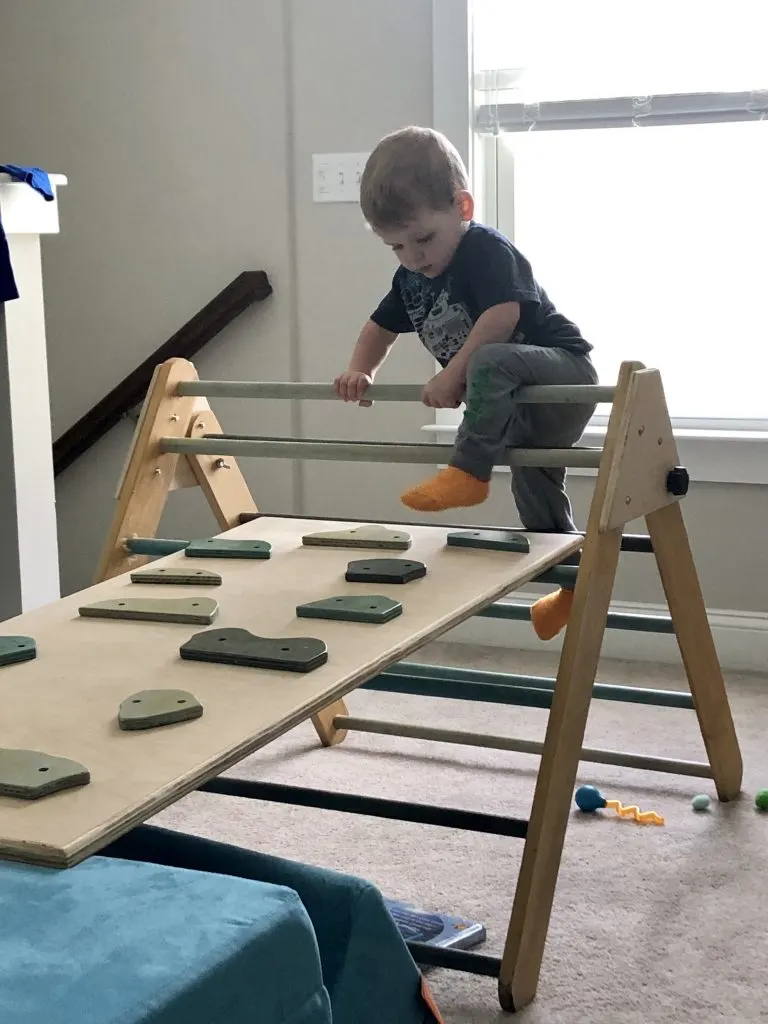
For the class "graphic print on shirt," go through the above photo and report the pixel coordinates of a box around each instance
[400,276,473,365]
[399,276,430,336]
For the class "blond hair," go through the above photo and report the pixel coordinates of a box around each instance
[359,126,469,230]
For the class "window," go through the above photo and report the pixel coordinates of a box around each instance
[433,0,768,437]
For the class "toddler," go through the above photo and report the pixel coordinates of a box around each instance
[334,126,598,639]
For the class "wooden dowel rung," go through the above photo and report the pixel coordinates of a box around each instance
[160,436,604,469]
[175,380,615,404]
[333,716,713,778]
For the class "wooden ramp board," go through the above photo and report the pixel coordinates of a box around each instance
[0,517,581,869]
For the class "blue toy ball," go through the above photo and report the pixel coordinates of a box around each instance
[574,785,607,812]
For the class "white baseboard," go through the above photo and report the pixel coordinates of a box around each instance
[443,592,768,675]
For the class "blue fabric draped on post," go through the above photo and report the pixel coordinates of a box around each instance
[0,216,18,302]
[0,164,54,201]
[0,163,55,302]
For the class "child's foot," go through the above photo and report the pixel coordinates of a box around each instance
[530,587,574,640]
[400,466,489,511]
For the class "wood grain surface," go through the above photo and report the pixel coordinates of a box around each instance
[0,517,580,868]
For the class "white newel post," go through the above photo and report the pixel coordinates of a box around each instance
[0,172,67,619]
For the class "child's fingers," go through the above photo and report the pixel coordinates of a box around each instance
[337,375,359,402]
[334,376,352,400]
[353,379,369,400]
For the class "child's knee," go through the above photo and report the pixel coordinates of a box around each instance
[467,342,524,376]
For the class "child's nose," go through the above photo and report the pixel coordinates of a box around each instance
[407,246,424,267]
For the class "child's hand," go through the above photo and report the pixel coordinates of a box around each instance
[421,367,464,409]
[334,370,373,407]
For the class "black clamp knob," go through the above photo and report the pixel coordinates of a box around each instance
[666,466,689,496]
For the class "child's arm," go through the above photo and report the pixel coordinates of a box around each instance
[446,303,520,381]
[335,320,398,403]
[347,319,398,375]
[421,303,520,408]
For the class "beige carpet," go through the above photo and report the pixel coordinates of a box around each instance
[152,643,768,1023]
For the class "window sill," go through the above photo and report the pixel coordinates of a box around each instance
[420,422,768,485]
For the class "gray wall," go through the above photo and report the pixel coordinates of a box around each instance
[0,0,765,613]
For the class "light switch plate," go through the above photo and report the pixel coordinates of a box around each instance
[312,152,369,203]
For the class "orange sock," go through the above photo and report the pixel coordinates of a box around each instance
[530,587,574,641]
[400,466,489,512]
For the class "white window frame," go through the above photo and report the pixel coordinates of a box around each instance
[429,0,768,485]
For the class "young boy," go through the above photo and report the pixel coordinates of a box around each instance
[334,126,598,640]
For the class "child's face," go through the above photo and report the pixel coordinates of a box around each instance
[376,195,472,279]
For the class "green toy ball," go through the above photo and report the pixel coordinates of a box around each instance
[755,789,768,812]
[691,794,711,812]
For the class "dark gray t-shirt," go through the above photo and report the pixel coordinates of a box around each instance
[370,221,591,366]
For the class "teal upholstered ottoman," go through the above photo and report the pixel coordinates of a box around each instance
[0,852,331,1024]
[104,826,443,1024]
[0,825,443,1024]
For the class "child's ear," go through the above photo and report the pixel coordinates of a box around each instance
[456,190,475,222]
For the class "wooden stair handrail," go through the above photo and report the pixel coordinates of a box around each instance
[52,270,272,476]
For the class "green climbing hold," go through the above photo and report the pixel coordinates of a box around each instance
[0,748,90,799]
[118,689,204,730]
[345,558,426,584]
[180,627,328,673]
[185,538,271,559]
[0,636,36,667]
[79,596,219,625]
[130,567,222,586]
[296,595,403,624]
[302,525,411,550]
[446,529,530,553]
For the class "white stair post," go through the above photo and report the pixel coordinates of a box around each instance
[0,172,67,619]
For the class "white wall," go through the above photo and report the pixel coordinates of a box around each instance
[0,0,766,628]
[0,0,299,592]
[289,0,437,520]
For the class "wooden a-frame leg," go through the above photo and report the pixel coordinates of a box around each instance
[646,502,742,801]
[496,357,742,1010]
[497,526,622,1012]
[186,410,258,528]
[497,359,643,1012]
[94,359,201,583]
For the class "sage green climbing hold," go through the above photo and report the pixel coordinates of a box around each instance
[0,748,90,799]
[302,525,411,550]
[130,567,222,586]
[79,596,218,625]
[118,689,203,730]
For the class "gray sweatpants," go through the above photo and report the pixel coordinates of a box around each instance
[451,342,598,532]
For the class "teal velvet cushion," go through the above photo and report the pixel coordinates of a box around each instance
[0,853,332,1024]
[105,825,441,1024]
